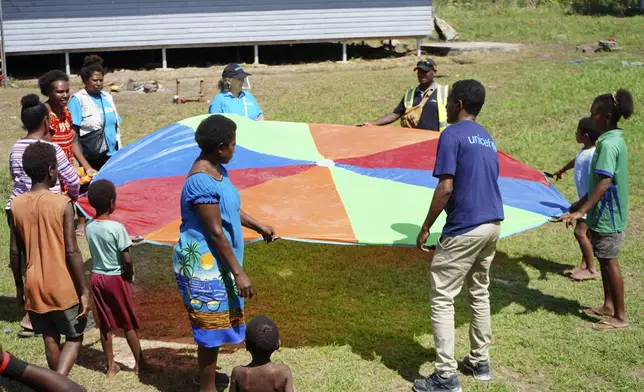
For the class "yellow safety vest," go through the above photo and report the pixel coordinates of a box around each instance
[401,83,449,132]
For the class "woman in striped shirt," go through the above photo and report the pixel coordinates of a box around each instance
[7,94,80,210]
[6,94,81,338]
[38,71,96,176]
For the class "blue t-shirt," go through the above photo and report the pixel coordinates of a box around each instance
[433,120,504,236]
[68,93,120,156]
[208,90,263,120]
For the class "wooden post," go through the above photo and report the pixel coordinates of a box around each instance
[162,48,167,69]
[417,39,422,57]
[342,42,347,63]
[65,52,70,75]
[0,0,7,88]
[253,45,259,65]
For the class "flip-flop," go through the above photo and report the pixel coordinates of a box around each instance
[582,308,613,318]
[592,320,629,331]
[75,229,86,238]
[17,330,37,338]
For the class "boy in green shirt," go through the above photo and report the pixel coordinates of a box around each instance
[559,89,634,330]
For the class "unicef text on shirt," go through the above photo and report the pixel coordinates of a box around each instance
[468,135,497,152]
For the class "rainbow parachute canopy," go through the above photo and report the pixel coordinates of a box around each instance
[77,114,569,246]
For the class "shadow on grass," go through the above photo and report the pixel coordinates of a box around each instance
[121,236,594,383]
[0,295,24,323]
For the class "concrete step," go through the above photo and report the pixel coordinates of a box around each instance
[421,42,522,56]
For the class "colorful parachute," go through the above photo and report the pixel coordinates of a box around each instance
[77,114,569,246]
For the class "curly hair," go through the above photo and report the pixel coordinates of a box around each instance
[592,89,634,126]
[79,54,105,83]
[20,94,49,132]
[449,79,486,116]
[195,115,236,154]
[38,70,69,96]
[87,180,117,215]
[23,142,57,183]
[245,316,279,357]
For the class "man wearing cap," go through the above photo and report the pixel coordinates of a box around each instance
[359,58,448,132]
[209,63,264,120]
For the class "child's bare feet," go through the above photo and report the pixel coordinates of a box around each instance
[564,267,585,277]
[107,364,121,378]
[593,317,629,331]
[582,306,614,318]
[570,269,599,281]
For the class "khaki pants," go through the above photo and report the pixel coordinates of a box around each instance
[430,222,501,375]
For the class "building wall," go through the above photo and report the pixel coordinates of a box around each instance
[1,0,433,54]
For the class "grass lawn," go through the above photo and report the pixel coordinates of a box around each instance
[2,5,644,392]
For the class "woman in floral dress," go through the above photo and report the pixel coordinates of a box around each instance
[174,115,275,391]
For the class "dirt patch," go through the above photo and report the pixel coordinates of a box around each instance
[495,366,542,392]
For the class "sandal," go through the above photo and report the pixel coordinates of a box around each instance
[75,228,86,238]
[592,319,629,331]
[17,329,37,338]
[582,307,613,318]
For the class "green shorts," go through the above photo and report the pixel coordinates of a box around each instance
[28,304,87,339]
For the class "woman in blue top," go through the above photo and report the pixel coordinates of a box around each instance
[173,115,275,390]
[208,64,264,120]
[68,55,123,236]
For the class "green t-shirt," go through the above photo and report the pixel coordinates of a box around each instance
[587,129,628,233]
[86,219,133,275]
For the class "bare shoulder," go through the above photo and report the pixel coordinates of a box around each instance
[273,363,292,377]
[231,365,247,379]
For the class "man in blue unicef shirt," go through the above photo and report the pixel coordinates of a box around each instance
[414,79,504,392]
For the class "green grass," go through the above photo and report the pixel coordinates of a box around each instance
[2,6,644,392]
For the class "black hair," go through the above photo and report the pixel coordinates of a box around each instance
[450,79,486,116]
[245,316,279,357]
[23,142,57,183]
[593,89,634,125]
[20,94,49,132]
[79,55,105,83]
[38,70,69,96]
[217,78,233,92]
[195,115,236,154]
[87,180,117,215]
[578,117,601,143]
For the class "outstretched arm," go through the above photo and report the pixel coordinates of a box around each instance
[358,112,402,127]
[554,158,575,180]
[240,209,276,243]
[556,176,612,227]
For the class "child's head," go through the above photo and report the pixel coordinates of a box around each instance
[20,94,49,134]
[590,89,634,131]
[576,117,601,145]
[23,142,58,187]
[245,316,280,359]
[87,180,117,216]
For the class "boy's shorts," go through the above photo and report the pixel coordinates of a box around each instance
[28,304,87,338]
[590,230,624,260]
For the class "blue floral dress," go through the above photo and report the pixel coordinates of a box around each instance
[173,168,245,347]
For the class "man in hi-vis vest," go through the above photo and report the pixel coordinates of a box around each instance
[359,58,449,132]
